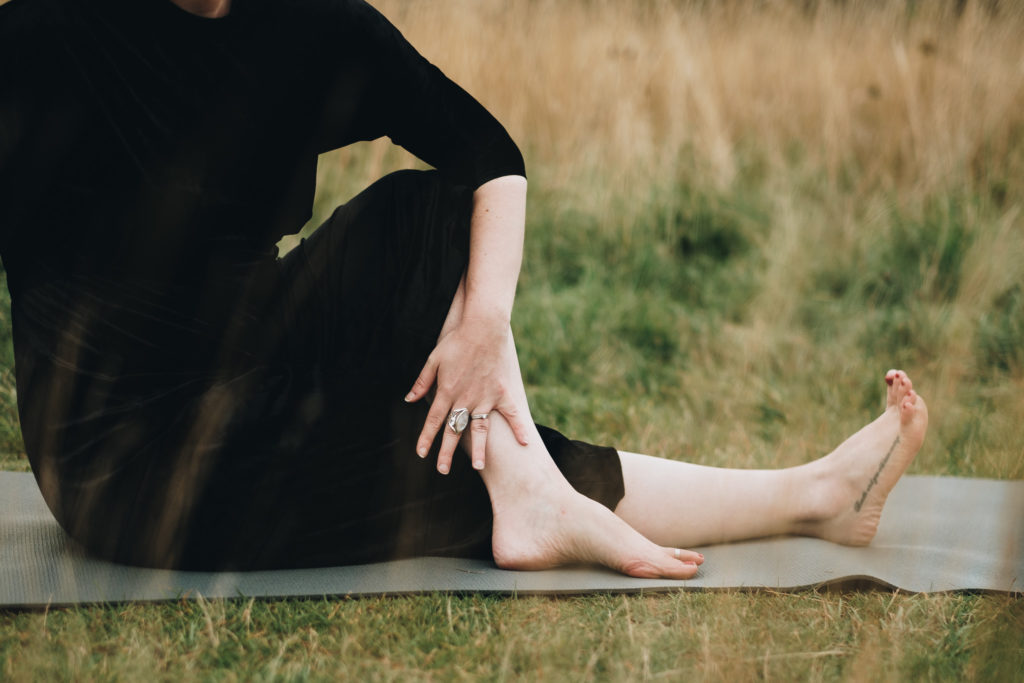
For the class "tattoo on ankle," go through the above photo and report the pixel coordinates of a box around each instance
[854,436,901,512]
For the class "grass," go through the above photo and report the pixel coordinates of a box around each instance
[2,0,1023,679]
[2,593,1022,680]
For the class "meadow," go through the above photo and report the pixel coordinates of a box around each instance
[1,0,1022,679]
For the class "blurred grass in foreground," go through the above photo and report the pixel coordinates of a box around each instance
[1,593,1021,681]
[1,0,1022,679]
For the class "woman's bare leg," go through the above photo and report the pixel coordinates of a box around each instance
[613,370,929,547]
[439,280,926,575]
[440,278,702,578]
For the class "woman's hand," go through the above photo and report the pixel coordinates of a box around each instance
[405,313,531,474]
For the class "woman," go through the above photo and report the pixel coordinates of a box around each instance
[0,0,927,577]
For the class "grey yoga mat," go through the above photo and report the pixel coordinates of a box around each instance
[1,472,1021,608]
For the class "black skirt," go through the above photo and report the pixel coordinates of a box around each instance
[26,170,625,570]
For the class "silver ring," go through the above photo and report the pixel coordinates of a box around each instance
[470,413,490,420]
[674,548,681,559]
[447,408,470,434]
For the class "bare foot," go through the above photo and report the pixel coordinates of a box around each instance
[489,478,703,578]
[808,370,929,546]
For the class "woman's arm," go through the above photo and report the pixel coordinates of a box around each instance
[463,175,526,327]
[320,2,533,472]
[404,174,532,473]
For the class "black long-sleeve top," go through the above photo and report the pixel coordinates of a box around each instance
[0,0,525,429]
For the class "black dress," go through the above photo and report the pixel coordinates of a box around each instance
[0,0,625,569]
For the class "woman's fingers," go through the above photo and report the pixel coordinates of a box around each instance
[420,393,482,474]
[421,394,527,473]
[416,395,451,459]
[436,404,486,474]
[434,404,488,474]
[496,397,530,447]
[436,427,462,475]
[405,355,440,403]
[414,388,528,472]
[469,413,489,470]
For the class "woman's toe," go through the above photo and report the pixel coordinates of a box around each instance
[885,370,900,406]
[668,547,704,565]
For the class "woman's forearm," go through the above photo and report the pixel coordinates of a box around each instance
[406,173,532,468]
[462,175,527,325]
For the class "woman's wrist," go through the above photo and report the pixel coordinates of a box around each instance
[460,301,512,327]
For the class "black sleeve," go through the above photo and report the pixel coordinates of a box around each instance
[318,0,526,189]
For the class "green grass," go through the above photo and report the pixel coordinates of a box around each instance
[2,593,1022,681]
[0,271,21,471]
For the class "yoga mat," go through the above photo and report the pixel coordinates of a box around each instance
[1,472,1021,608]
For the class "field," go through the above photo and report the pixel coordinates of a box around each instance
[2,0,1023,679]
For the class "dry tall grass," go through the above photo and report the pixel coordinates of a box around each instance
[375,0,1024,198]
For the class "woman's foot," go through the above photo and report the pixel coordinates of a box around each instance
[489,477,703,578]
[805,370,929,546]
